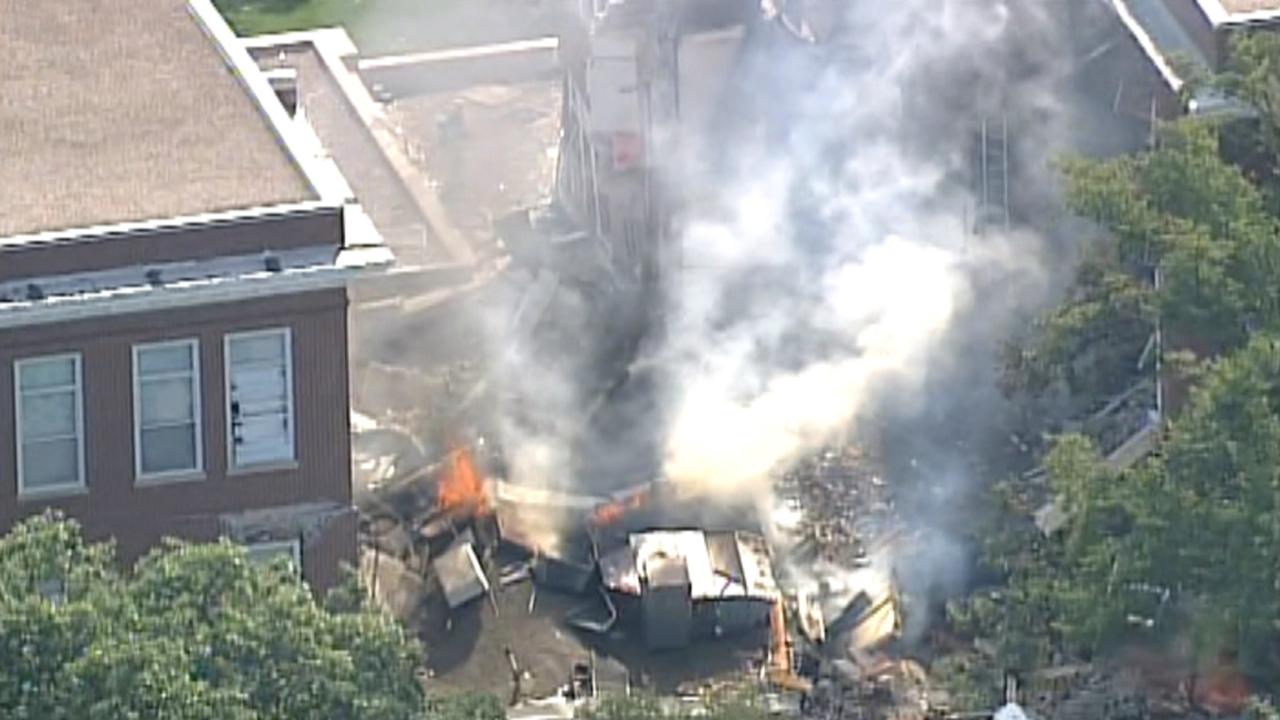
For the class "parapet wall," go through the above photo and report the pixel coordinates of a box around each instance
[357,37,561,97]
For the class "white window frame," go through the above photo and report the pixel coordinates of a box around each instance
[224,327,296,470]
[132,338,203,482]
[245,538,302,573]
[13,353,86,496]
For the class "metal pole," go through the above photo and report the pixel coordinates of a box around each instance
[980,119,989,236]
[1002,114,1011,230]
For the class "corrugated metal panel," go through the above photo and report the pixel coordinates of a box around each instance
[710,597,771,633]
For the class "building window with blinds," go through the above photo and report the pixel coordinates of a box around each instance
[14,354,85,495]
[133,339,202,479]
[225,328,295,468]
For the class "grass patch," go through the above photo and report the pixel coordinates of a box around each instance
[214,0,368,36]
[214,0,561,56]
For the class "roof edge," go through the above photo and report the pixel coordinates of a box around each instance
[1195,0,1232,24]
[186,0,351,203]
[0,247,392,331]
[243,28,477,265]
[1195,0,1280,27]
[241,26,359,55]
[1112,0,1187,92]
[357,36,559,71]
[0,200,339,252]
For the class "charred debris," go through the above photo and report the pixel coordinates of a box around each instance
[337,0,1123,715]
[353,424,942,714]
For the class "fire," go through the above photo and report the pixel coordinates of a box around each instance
[438,445,489,517]
[590,486,651,528]
[591,502,627,528]
[1196,658,1249,715]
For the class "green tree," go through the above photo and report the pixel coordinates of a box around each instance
[979,38,1280,693]
[995,338,1280,681]
[1001,257,1155,403]
[1217,32,1280,175]
[1159,337,1280,670]
[0,513,424,720]
[1057,122,1280,351]
[929,653,1003,712]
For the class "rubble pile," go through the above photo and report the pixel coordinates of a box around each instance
[775,444,895,566]
[765,445,927,719]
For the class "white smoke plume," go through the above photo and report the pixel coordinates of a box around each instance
[656,0,1064,501]
[664,233,972,494]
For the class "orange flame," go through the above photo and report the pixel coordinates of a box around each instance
[1198,661,1249,715]
[438,446,489,517]
[590,486,651,528]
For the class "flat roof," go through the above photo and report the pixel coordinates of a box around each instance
[251,42,462,266]
[0,0,316,238]
[1196,0,1280,24]
[1217,0,1280,14]
[246,30,544,267]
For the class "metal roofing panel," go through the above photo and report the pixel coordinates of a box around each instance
[734,532,781,601]
[433,536,489,609]
[631,530,718,599]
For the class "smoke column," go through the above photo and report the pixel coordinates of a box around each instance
[655,0,1067,505]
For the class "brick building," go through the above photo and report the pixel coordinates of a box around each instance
[0,0,391,590]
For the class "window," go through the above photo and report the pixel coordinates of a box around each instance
[14,354,85,494]
[245,538,301,573]
[133,339,202,479]
[225,328,294,468]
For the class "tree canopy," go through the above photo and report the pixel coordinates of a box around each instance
[1057,120,1280,353]
[990,104,1280,674]
[0,513,425,720]
[978,336,1280,685]
[978,39,1280,700]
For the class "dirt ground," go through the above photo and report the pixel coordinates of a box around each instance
[390,545,769,701]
